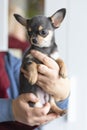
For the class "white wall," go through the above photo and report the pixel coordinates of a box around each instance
[44,0,68,63]
[41,0,87,130]
[0,0,8,51]
[67,0,87,130]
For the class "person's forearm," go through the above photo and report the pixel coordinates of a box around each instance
[0,99,14,122]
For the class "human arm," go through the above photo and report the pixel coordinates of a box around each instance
[0,52,58,126]
[0,94,57,126]
[0,99,14,122]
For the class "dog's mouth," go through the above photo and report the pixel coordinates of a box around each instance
[31,39,48,48]
[30,37,45,47]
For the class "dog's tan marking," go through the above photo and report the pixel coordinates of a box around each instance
[50,96,67,115]
[37,35,44,45]
[38,26,43,31]
[56,58,67,78]
[32,30,53,47]
[27,62,38,85]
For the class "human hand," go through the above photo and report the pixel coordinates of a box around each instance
[31,50,70,101]
[12,93,58,126]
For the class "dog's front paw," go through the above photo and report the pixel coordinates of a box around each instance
[59,66,67,78]
[56,58,67,78]
[27,62,38,85]
[28,71,38,85]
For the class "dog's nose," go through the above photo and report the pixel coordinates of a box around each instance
[32,38,37,44]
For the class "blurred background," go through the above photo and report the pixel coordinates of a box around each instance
[0,0,87,130]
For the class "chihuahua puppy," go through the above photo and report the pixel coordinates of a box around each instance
[14,8,67,115]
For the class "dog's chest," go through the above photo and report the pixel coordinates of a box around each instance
[23,45,59,65]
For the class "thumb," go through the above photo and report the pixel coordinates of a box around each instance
[21,93,39,103]
[41,103,51,115]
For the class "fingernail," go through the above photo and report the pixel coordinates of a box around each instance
[38,65,43,70]
[31,50,36,54]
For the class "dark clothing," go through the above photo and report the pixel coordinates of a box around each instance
[0,122,37,130]
[9,35,29,52]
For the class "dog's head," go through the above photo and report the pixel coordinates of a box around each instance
[14,8,66,48]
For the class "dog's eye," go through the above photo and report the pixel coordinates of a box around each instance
[39,29,48,37]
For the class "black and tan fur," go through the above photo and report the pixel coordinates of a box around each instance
[14,8,67,115]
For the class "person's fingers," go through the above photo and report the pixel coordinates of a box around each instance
[32,103,58,125]
[36,79,53,95]
[37,74,47,83]
[20,93,39,103]
[31,50,59,69]
[27,103,51,126]
[38,64,51,76]
[40,103,51,115]
[39,113,58,126]
[34,103,51,117]
[36,80,46,92]
[43,113,59,125]
[38,64,58,78]
[21,68,28,75]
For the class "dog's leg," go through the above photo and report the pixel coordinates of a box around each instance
[50,96,67,116]
[21,62,38,85]
[56,58,67,78]
[27,62,38,85]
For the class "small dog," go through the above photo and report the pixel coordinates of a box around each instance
[14,8,67,115]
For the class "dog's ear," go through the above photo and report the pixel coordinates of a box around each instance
[14,14,27,26]
[50,8,66,28]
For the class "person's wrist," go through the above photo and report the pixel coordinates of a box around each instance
[54,92,70,102]
[54,77,70,101]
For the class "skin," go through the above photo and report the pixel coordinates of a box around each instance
[12,93,58,126]
[12,50,70,126]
